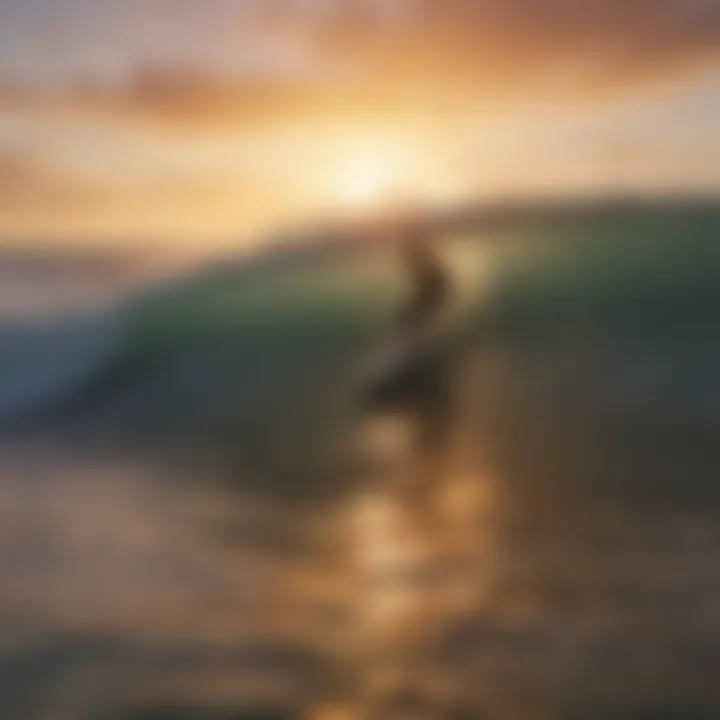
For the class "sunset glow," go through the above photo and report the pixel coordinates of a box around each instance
[338,159,400,211]
[0,0,718,247]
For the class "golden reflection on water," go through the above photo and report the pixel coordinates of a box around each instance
[347,413,498,717]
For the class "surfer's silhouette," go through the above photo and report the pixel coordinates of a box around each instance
[362,209,455,495]
[394,213,451,349]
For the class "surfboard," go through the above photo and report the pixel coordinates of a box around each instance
[358,328,455,414]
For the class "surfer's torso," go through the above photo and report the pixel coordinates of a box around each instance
[395,227,452,345]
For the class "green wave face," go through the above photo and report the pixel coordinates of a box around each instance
[99,200,720,500]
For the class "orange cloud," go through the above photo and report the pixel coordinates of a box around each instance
[2,0,720,126]
[0,1,718,244]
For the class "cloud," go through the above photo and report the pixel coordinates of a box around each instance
[0,150,114,231]
[1,0,719,125]
[319,0,720,94]
[0,0,718,242]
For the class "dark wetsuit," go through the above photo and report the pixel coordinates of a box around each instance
[364,224,453,419]
[395,233,451,346]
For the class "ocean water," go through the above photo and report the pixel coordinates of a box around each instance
[1,201,719,719]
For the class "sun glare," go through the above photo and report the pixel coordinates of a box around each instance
[338,159,405,212]
[316,128,467,219]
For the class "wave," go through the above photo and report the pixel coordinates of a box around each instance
[3,200,719,492]
[0,312,128,424]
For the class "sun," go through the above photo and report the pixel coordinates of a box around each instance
[321,130,464,217]
[338,159,404,212]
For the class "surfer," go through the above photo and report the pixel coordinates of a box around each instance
[362,208,453,406]
[361,208,456,497]
[394,212,452,349]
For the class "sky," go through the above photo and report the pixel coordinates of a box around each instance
[0,0,719,248]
